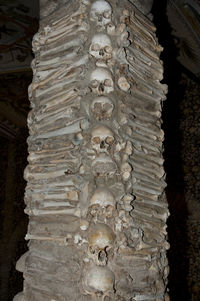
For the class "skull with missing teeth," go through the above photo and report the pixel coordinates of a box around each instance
[91,97,114,120]
[89,34,112,61]
[91,125,114,153]
[90,0,112,28]
[90,68,114,95]
[89,188,116,219]
[88,223,115,266]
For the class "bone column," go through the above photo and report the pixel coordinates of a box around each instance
[14,0,170,300]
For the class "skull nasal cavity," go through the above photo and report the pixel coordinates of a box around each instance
[99,83,104,92]
[100,141,105,148]
[98,250,106,262]
[98,15,103,22]
[99,49,104,56]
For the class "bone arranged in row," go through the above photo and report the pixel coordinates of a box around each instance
[15,241,86,300]
[29,93,114,136]
[88,0,164,292]
[20,0,169,300]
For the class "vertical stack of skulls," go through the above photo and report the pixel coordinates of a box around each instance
[82,1,118,299]
[13,0,170,300]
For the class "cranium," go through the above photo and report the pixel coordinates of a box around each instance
[89,188,116,218]
[90,1,112,28]
[91,125,114,153]
[83,265,115,297]
[91,96,114,120]
[92,153,117,176]
[89,34,112,61]
[88,223,115,265]
[90,68,114,95]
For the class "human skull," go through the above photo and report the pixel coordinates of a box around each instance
[89,188,116,218]
[91,125,114,153]
[89,34,112,61]
[91,96,114,120]
[90,1,112,28]
[88,223,115,265]
[83,265,115,296]
[90,68,114,95]
[92,153,117,176]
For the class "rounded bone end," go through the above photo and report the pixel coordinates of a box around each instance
[16,251,29,273]
[83,265,115,294]
[118,77,130,92]
[13,292,25,301]
[80,219,90,231]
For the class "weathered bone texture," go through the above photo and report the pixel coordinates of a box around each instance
[15,0,170,300]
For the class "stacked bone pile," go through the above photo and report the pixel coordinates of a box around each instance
[14,1,169,300]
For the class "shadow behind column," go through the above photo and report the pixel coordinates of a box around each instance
[151,1,190,300]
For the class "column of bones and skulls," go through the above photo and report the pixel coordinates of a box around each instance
[14,0,170,300]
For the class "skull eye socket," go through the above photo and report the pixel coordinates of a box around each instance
[91,80,99,88]
[99,49,104,56]
[92,137,101,144]
[104,45,112,53]
[91,43,100,51]
[104,79,112,87]
[105,136,114,145]
[103,11,111,18]
[89,246,96,254]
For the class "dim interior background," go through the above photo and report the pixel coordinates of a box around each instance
[0,0,199,300]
